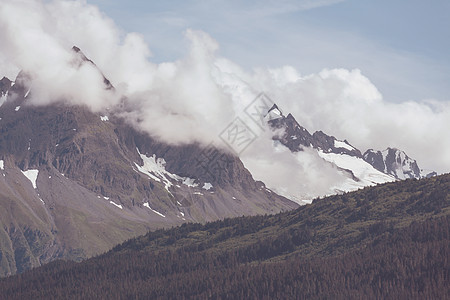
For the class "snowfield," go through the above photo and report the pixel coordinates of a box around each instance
[317,150,395,192]
[134,148,199,192]
[334,140,354,151]
[21,169,39,189]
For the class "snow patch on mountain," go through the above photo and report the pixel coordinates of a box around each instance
[182,177,198,187]
[143,202,166,217]
[0,91,8,106]
[135,148,199,192]
[0,160,3,170]
[203,182,213,190]
[318,151,395,187]
[134,161,160,182]
[134,152,172,191]
[109,201,123,209]
[386,149,419,179]
[334,140,354,151]
[363,148,429,180]
[381,150,388,172]
[21,169,39,189]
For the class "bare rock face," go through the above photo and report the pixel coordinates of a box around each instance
[71,46,114,90]
[0,77,12,94]
[363,148,432,180]
[0,59,297,276]
[267,105,361,157]
[268,106,316,152]
[362,149,385,172]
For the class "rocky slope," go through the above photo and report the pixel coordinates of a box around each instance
[0,52,296,276]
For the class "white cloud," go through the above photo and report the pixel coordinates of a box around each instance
[0,0,120,111]
[240,130,345,202]
[0,0,449,201]
[233,66,450,174]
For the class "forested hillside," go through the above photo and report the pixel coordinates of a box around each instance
[0,174,448,299]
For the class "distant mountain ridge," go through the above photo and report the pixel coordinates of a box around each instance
[265,104,435,196]
[363,147,437,179]
[267,104,362,158]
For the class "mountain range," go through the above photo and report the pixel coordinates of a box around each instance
[0,49,296,276]
[0,47,437,276]
[264,103,436,201]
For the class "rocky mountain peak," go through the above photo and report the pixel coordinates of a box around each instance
[266,107,361,157]
[264,104,434,197]
[264,103,284,122]
[70,46,114,90]
[362,147,432,180]
[265,104,435,181]
[268,103,281,113]
[268,110,315,152]
[0,71,33,109]
[71,45,81,53]
[71,45,93,64]
[0,77,12,104]
[0,76,12,91]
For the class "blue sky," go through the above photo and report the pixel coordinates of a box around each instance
[89,0,450,103]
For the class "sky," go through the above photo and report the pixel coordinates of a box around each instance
[0,0,449,201]
[88,0,450,102]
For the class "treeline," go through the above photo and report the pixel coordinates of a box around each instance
[0,174,448,299]
[0,216,448,299]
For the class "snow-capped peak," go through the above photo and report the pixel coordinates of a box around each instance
[264,103,284,121]
[363,148,430,180]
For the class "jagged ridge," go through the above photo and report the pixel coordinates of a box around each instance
[265,103,435,195]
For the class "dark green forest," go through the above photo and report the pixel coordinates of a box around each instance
[0,174,449,299]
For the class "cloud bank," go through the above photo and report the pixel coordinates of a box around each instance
[0,0,449,201]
